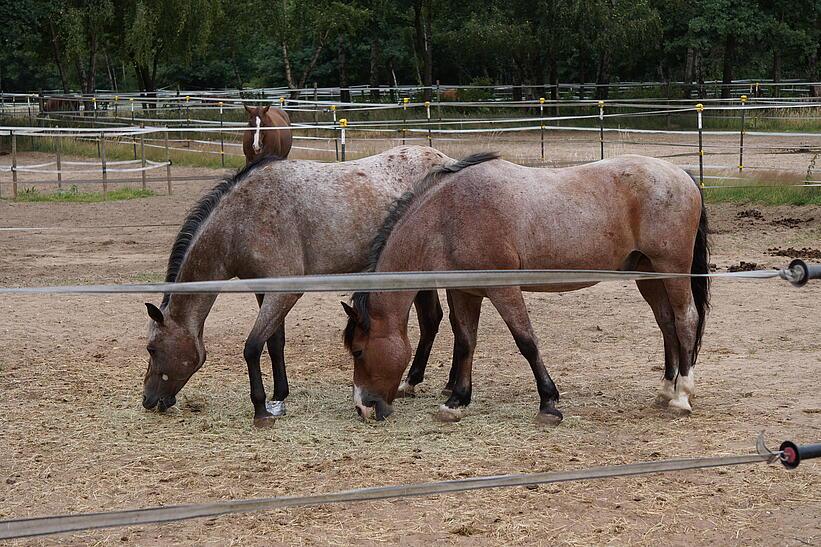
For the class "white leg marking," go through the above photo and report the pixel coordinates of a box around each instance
[252,116,262,152]
[398,379,415,396]
[659,378,676,401]
[266,400,286,417]
[668,372,695,412]
[437,404,465,422]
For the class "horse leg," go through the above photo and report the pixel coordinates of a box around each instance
[255,294,289,416]
[486,287,562,425]
[245,293,301,426]
[442,290,461,396]
[437,290,482,422]
[657,272,700,414]
[397,290,443,398]
[636,279,680,404]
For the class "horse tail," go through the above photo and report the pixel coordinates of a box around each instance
[690,182,711,365]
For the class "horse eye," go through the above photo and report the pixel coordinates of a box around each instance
[353,350,363,359]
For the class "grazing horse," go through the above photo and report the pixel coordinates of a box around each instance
[39,96,79,115]
[142,146,451,425]
[343,153,710,424]
[243,104,292,162]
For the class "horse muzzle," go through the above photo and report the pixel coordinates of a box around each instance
[353,385,393,421]
[142,393,176,412]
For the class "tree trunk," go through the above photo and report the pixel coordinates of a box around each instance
[771,47,782,98]
[48,20,70,93]
[413,0,433,101]
[696,50,705,99]
[683,47,695,99]
[595,50,611,100]
[294,31,329,99]
[338,35,350,103]
[282,42,296,89]
[721,34,736,99]
[104,50,117,92]
[369,38,381,101]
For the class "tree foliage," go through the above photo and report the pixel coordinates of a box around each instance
[0,0,817,97]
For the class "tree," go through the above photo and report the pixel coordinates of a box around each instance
[689,0,766,98]
[118,0,221,98]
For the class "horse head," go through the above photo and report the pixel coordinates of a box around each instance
[142,303,206,412]
[244,104,272,154]
[342,298,411,421]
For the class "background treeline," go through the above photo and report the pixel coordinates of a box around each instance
[1,0,818,99]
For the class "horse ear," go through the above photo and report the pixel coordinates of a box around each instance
[146,303,164,324]
[261,105,270,114]
[341,301,358,322]
[243,103,253,114]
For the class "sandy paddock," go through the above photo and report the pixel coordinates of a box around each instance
[0,152,819,545]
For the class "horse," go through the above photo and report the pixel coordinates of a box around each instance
[243,104,292,162]
[39,95,79,115]
[142,146,452,426]
[343,153,710,424]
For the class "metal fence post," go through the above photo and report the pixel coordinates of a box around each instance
[140,125,147,190]
[114,95,119,119]
[696,103,704,187]
[402,97,409,145]
[56,132,62,189]
[332,105,339,161]
[598,100,605,160]
[219,101,225,167]
[339,118,347,161]
[425,101,432,147]
[738,94,747,173]
[130,97,135,123]
[539,97,545,161]
[11,130,17,199]
[100,131,108,200]
[165,130,172,195]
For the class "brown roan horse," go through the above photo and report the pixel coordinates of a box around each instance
[344,153,710,424]
[143,146,451,425]
[243,104,292,162]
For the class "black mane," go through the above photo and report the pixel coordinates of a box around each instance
[161,154,282,306]
[343,151,499,349]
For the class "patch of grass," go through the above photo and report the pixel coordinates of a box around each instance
[11,185,156,203]
[704,184,821,205]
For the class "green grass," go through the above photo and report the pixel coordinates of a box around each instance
[704,184,821,205]
[11,185,156,203]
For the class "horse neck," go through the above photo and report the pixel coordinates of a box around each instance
[166,226,231,334]
[370,291,417,335]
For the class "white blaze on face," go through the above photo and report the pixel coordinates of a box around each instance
[353,384,374,420]
[252,116,262,152]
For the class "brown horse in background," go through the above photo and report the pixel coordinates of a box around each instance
[243,104,292,162]
[344,153,710,424]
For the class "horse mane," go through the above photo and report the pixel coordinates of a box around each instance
[161,154,282,307]
[343,151,499,348]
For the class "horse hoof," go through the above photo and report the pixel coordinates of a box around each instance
[667,397,692,415]
[253,414,277,428]
[395,381,416,398]
[535,410,563,426]
[435,404,464,423]
[266,400,286,417]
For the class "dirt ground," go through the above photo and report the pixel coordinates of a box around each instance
[0,153,820,545]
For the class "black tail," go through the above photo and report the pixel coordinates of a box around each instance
[691,185,711,365]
